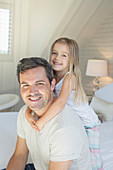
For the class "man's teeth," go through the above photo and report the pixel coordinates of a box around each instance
[30,97,40,101]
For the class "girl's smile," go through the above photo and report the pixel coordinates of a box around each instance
[50,42,70,74]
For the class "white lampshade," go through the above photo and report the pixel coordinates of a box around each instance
[86,59,108,77]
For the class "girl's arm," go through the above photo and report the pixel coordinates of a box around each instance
[35,74,76,131]
[25,107,39,131]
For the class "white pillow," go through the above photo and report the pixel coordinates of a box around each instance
[90,96,113,121]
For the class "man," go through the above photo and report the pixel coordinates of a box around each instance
[7,57,92,170]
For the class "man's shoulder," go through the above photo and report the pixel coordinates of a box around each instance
[19,104,27,113]
[49,104,84,134]
[60,104,81,124]
[61,104,75,113]
[18,105,27,119]
[17,105,28,139]
[48,105,91,169]
[49,105,91,167]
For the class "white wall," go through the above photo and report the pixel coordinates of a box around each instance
[0,0,74,111]
[0,0,30,111]
[0,0,113,111]
[40,0,113,95]
[27,0,73,57]
[79,7,113,95]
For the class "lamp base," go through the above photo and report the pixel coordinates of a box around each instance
[93,77,100,93]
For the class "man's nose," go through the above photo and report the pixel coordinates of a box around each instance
[29,85,38,94]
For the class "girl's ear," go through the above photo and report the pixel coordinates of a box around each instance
[50,78,56,91]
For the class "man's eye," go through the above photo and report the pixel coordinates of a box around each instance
[22,84,29,88]
[36,83,44,86]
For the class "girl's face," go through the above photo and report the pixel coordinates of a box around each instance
[50,42,70,74]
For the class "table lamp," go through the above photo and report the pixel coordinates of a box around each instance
[86,59,108,92]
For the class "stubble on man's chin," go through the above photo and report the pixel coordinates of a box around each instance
[30,102,50,118]
[34,96,56,118]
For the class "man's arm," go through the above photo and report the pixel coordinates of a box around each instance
[49,160,72,170]
[7,136,29,170]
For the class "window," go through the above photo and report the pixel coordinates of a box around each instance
[0,0,14,61]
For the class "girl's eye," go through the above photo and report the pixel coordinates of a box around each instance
[62,54,67,57]
[52,52,57,55]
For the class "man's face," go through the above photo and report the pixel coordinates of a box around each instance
[19,66,55,115]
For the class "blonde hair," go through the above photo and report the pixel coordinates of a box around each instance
[50,37,87,104]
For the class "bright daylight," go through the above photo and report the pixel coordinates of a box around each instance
[0,8,9,54]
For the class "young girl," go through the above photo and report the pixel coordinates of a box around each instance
[26,37,103,170]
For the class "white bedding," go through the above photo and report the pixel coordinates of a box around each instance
[0,112,18,169]
[100,121,113,170]
[0,112,113,170]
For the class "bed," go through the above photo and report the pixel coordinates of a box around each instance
[0,112,18,169]
[0,112,113,170]
[100,121,113,170]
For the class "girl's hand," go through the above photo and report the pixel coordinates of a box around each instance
[25,107,39,131]
[35,119,45,132]
[30,118,40,131]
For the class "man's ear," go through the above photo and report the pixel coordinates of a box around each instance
[50,78,56,91]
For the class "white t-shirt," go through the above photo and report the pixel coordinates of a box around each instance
[55,72,99,127]
[17,104,92,170]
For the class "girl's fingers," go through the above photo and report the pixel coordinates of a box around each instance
[32,124,40,131]
[30,118,36,124]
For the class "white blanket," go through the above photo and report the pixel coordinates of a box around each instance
[0,112,18,169]
[100,121,113,170]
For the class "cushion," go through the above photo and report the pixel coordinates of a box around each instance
[90,96,113,121]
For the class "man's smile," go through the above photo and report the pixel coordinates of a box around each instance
[28,95,42,102]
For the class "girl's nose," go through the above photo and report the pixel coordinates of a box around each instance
[55,54,60,60]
